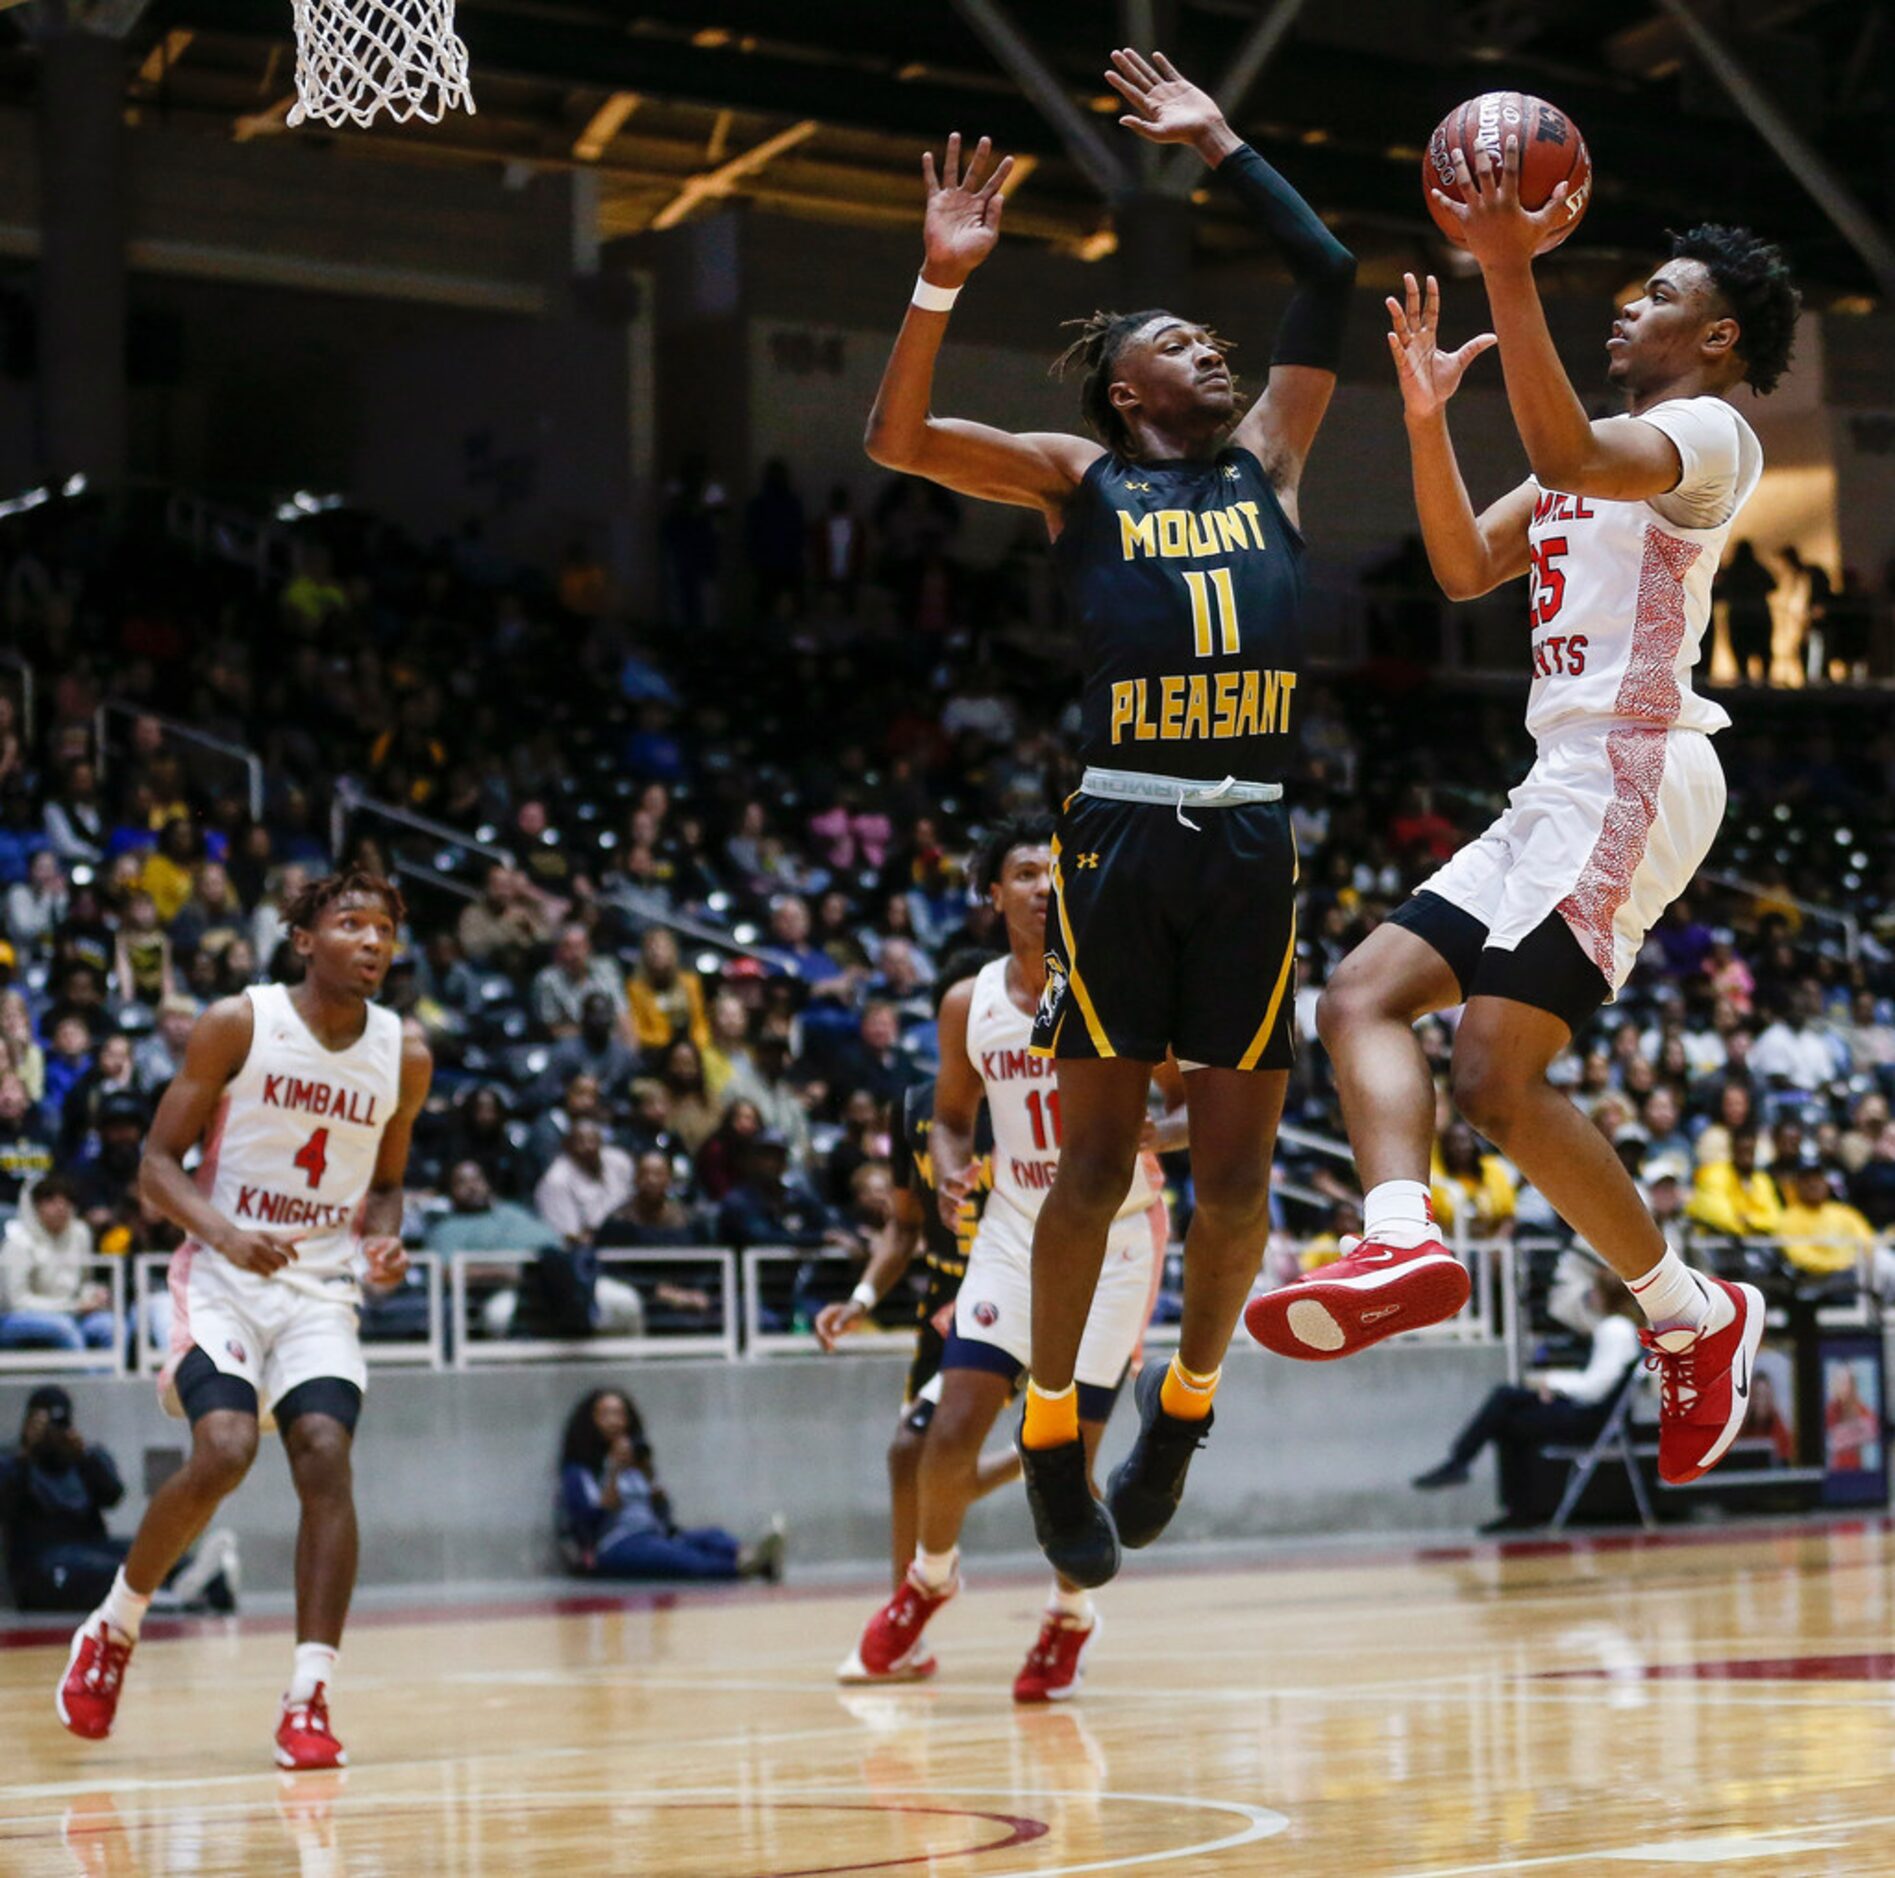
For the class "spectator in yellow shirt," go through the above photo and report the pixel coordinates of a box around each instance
[1777,1156,1876,1278]
[1431,1121,1517,1241]
[625,927,709,1055]
[1689,1126,1784,1239]
[1300,1199,1364,1274]
[138,817,200,927]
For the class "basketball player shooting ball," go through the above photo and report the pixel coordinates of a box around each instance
[57,869,431,1767]
[1251,120,1800,1488]
[866,48,1353,1587]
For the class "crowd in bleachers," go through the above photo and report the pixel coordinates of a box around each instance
[3,472,1895,1362]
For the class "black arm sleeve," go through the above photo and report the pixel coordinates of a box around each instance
[1214,142,1356,373]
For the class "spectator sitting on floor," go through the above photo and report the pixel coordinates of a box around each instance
[531,991,639,1110]
[1776,1150,1877,1281]
[556,1387,783,1583]
[625,926,710,1055]
[1,1386,239,1613]
[1412,1268,1642,1533]
[0,1175,113,1351]
[1690,1125,1785,1238]
[531,922,628,1041]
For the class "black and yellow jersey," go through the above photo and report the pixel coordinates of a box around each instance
[891,1077,991,1293]
[1054,443,1305,783]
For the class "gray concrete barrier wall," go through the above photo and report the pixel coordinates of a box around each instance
[4,1342,1512,1595]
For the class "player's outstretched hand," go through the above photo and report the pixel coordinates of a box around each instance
[814,1299,867,1352]
[362,1237,409,1287]
[1430,135,1570,271]
[921,133,1015,288]
[1385,272,1497,421]
[216,1229,303,1277]
[1106,49,1223,149]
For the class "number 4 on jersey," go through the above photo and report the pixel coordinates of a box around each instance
[292,1127,330,1191]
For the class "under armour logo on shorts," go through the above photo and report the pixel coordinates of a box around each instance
[973,1300,999,1328]
[226,1339,247,1364]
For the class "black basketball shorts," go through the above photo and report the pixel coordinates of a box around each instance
[1030,792,1298,1071]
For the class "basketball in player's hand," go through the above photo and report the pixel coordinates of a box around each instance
[1424,93,1591,253]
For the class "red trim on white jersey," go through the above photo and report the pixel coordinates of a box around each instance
[1555,726,1668,977]
[1613,528,1702,723]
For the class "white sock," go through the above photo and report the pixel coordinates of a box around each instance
[287,1642,338,1706]
[1048,1579,1093,1624]
[99,1568,152,1643]
[911,1545,958,1592]
[1363,1179,1435,1250]
[1629,1252,1726,1335]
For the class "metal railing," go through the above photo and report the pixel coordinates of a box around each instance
[94,700,265,823]
[130,1252,447,1374]
[330,781,514,912]
[0,1260,126,1375]
[0,1235,1885,1383]
[448,1247,739,1365]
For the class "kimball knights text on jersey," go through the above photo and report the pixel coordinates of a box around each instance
[1055,448,1305,777]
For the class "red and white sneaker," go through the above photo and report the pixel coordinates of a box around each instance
[1245,1236,1470,1361]
[275,1685,348,1770]
[1013,1609,1100,1704]
[55,1618,134,1741]
[1641,1277,1765,1484]
[837,1567,957,1683]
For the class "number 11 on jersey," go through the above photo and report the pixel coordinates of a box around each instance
[1182,567,1241,657]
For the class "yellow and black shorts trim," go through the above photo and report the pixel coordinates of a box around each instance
[1029,790,1298,1071]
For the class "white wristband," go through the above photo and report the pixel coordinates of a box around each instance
[911,274,962,313]
[850,1281,880,1312]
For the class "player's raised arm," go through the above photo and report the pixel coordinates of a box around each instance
[1386,271,1534,601]
[1107,48,1355,480]
[929,977,985,1235]
[1434,139,1690,501]
[360,1033,433,1289]
[864,133,1101,519]
[140,996,300,1278]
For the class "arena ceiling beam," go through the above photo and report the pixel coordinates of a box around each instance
[1654,0,1895,297]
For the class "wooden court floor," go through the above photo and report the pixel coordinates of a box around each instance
[6,1520,1895,1876]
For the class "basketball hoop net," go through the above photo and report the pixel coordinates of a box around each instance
[287,0,475,128]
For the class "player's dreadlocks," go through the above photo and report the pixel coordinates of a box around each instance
[1669,225,1800,396]
[281,867,407,935]
[1053,310,1238,457]
[973,813,1056,897]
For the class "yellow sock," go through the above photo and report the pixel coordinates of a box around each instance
[1159,1356,1220,1422]
[1021,1379,1079,1449]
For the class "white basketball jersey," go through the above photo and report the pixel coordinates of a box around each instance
[965,957,1158,1228]
[188,982,404,1299]
[1523,395,1762,744]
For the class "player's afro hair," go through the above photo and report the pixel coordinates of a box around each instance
[281,866,407,936]
[1669,224,1800,396]
[1054,309,1237,455]
[973,813,1056,897]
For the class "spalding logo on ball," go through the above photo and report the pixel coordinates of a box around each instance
[1424,92,1592,254]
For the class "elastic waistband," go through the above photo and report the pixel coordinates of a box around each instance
[1080,766,1283,808]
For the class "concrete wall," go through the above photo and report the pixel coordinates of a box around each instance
[0,1341,1505,1595]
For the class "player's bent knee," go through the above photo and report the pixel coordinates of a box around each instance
[1448,1056,1518,1144]
[887,1423,924,1479]
[1191,1178,1272,1240]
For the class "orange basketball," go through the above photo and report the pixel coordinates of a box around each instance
[1424,92,1592,253]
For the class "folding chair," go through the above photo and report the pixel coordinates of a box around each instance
[1544,1362,1654,1533]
